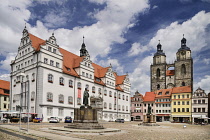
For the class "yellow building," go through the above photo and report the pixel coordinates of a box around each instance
[0,80,10,111]
[171,86,192,123]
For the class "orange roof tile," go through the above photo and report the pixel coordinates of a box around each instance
[116,75,126,85]
[172,86,191,93]
[116,85,124,91]
[155,88,172,98]
[166,70,175,76]
[29,33,46,51]
[0,80,10,90]
[143,92,155,102]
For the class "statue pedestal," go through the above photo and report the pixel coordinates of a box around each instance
[65,105,104,129]
[140,114,159,126]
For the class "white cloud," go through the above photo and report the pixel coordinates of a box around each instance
[0,53,16,71]
[98,58,124,74]
[0,74,10,81]
[194,75,210,93]
[152,5,158,9]
[203,58,210,65]
[128,42,148,57]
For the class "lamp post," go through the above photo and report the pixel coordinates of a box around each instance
[19,73,30,132]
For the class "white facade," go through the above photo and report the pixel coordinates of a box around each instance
[10,28,131,122]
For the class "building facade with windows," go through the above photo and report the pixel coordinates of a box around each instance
[150,36,193,92]
[130,91,144,121]
[155,88,172,122]
[171,86,192,123]
[192,87,208,123]
[0,80,10,111]
[10,28,131,122]
[142,92,156,117]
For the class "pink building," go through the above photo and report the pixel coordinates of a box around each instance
[131,91,144,121]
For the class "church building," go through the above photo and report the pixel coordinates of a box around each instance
[10,27,131,122]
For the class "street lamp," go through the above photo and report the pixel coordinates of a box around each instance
[19,72,30,132]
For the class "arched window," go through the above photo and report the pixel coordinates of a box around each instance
[98,88,101,94]
[109,91,112,97]
[104,102,107,109]
[126,106,128,111]
[122,105,125,111]
[114,92,117,98]
[68,96,73,104]
[86,84,89,90]
[181,64,186,74]
[31,91,35,101]
[77,82,81,89]
[109,103,112,109]
[119,93,121,99]
[157,68,160,78]
[126,96,128,101]
[59,94,64,103]
[59,77,64,85]
[104,90,107,96]
[118,105,121,110]
[157,84,160,90]
[48,74,53,83]
[47,92,53,102]
[32,73,35,81]
[69,80,73,87]
[182,82,185,86]
[92,86,95,93]
[123,95,125,100]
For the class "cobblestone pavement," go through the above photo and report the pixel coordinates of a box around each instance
[0,122,210,140]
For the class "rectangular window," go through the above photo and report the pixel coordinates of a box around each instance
[178,102,180,105]
[198,108,201,112]
[182,108,185,112]
[178,108,180,112]
[202,108,205,112]
[187,94,189,98]
[174,108,176,112]
[182,95,184,98]
[202,100,205,104]
[56,62,59,68]
[58,108,63,116]
[194,100,197,104]
[159,110,161,113]
[174,102,176,105]
[4,104,7,109]
[53,49,56,53]
[48,46,52,52]
[174,95,176,99]
[186,108,189,112]
[156,110,158,113]
[198,100,201,104]
[4,96,7,101]
[193,108,197,112]
[178,95,180,99]
[47,107,53,116]
[44,58,48,64]
[50,60,54,66]
[187,101,189,105]
[182,101,185,105]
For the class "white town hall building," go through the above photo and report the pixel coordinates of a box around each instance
[10,27,131,122]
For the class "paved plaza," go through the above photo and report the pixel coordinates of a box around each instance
[0,121,209,140]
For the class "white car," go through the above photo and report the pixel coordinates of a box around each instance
[49,117,59,123]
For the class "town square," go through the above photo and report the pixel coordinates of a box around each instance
[0,0,210,140]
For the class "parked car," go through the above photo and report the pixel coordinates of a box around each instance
[64,116,72,123]
[49,117,59,123]
[33,118,42,123]
[115,119,124,123]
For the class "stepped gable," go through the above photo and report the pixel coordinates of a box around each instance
[28,33,127,85]
[143,92,155,102]
[155,88,172,99]
[166,70,175,76]
[172,86,191,93]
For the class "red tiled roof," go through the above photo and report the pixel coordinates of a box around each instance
[116,75,126,85]
[28,33,46,51]
[143,92,155,102]
[0,80,10,90]
[166,70,175,76]
[0,89,9,96]
[172,86,191,93]
[116,85,124,91]
[155,88,172,98]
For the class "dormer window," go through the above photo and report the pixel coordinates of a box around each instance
[158,92,162,95]
[165,91,169,95]
[53,49,56,53]
[48,46,52,52]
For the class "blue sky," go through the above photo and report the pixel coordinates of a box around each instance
[0,0,210,94]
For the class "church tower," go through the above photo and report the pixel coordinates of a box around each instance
[151,41,167,91]
[174,35,193,88]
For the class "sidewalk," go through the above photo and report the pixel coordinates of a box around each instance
[0,124,84,140]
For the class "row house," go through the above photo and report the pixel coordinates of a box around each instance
[192,87,208,123]
[0,80,10,112]
[10,27,131,122]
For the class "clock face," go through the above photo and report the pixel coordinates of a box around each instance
[181,51,186,55]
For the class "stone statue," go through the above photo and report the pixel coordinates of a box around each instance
[83,88,89,106]
[147,104,151,114]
